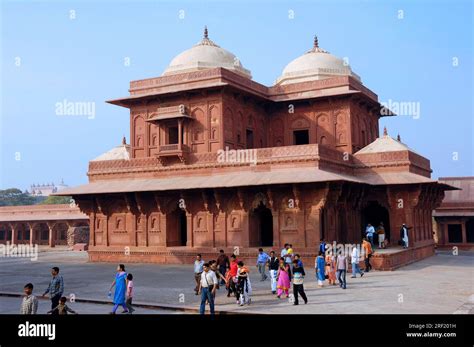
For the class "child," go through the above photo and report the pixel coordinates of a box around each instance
[20,283,38,315]
[126,273,135,314]
[48,296,77,315]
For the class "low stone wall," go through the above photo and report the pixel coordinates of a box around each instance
[369,243,435,270]
[87,244,435,271]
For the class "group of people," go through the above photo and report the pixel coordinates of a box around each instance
[194,251,253,315]
[365,222,412,249]
[195,241,373,315]
[20,266,76,315]
[20,222,412,315]
[20,264,135,315]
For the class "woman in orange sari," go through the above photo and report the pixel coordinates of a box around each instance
[325,253,337,285]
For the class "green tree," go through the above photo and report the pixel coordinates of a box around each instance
[40,195,73,205]
[0,188,38,206]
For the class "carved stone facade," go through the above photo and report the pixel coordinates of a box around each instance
[57,59,451,268]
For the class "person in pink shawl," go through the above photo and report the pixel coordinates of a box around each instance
[276,257,291,298]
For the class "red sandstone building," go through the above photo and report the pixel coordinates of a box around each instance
[0,204,89,247]
[434,177,474,250]
[56,29,453,267]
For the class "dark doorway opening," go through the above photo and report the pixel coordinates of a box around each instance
[293,130,309,145]
[361,201,390,243]
[447,224,462,243]
[167,205,187,247]
[246,129,254,149]
[252,202,273,246]
[178,208,187,246]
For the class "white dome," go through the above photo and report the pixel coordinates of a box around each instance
[275,37,360,85]
[163,27,252,79]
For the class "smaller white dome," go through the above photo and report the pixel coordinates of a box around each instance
[163,27,252,79]
[275,36,360,85]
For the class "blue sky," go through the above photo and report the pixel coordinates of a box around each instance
[1,0,472,191]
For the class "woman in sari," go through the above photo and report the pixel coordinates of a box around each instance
[276,257,291,298]
[315,251,326,287]
[108,264,128,314]
[325,253,337,285]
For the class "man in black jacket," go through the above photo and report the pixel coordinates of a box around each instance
[268,251,279,294]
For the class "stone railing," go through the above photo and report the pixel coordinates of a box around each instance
[88,143,350,178]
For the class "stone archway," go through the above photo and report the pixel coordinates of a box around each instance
[249,193,273,247]
[361,201,391,242]
[166,204,187,247]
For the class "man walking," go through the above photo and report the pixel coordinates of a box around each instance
[350,245,364,278]
[292,259,308,305]
[365,224,375,246]
[198,263,218,315]
[256,248,270,281]
[362,238,373,272]
[216,250,230,285]
[400,224,410,248]
[42,266,64,315]
[20,283,38,314]
[268,251,279,294]
[194,254,204,295]
[336,252,348,289]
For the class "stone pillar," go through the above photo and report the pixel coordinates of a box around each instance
[28,223,35,246]
[130,213,137,247]
[47,222,56,248]
[105,215,109,246]
[9,223,17,245]
[207,211,214,248]
[241,211,250,248]
[90,212,96,246]
[272,209,280,249]
[143,213,149,247]
[461,220,467,244]
[223,211,228,248]
[186,212,192,247]
[178,119,183,150]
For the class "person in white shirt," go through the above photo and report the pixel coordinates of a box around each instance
[198,263,218,315]
[366,224,375,246]
[350,245,364,278]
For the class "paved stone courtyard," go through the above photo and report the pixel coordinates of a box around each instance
[0,249,472,314]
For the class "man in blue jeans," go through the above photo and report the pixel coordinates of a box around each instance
[350,245,364,278]
[198,263,218,315]
[256,248,270,281]
[42,266,64,315]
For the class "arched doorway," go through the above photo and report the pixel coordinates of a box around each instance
[166,205,187,247]
[251,201,273,247]
[361,201,390,243]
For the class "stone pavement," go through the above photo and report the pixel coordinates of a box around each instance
[0,296,180,314]
[0,250,472,314]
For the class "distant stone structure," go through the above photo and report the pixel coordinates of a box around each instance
[28,179,68,197]
[434,177,474,250]
[0,204,89,248]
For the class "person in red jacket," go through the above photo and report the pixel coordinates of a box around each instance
[226,254,239,298]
